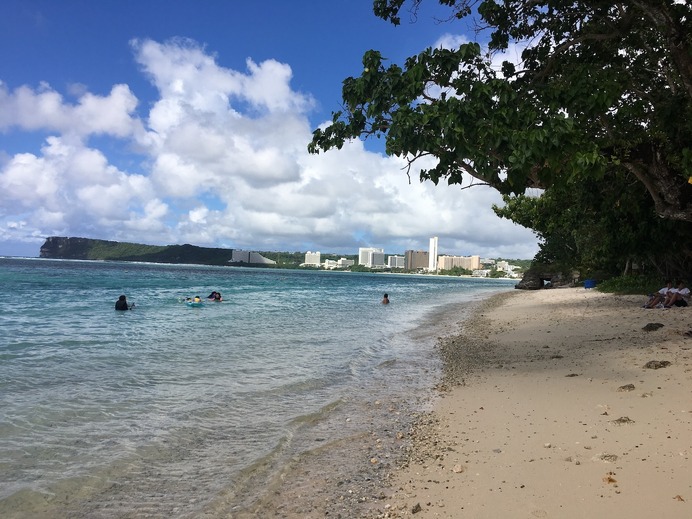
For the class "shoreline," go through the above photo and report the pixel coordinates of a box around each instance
[212,290,511,518]
[379,287,692,518]
[233,287,692,518]
[212,294,486,518]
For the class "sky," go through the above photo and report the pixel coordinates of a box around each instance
[0,0,539,259]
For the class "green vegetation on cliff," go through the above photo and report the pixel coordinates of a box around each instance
[40,237,245,266]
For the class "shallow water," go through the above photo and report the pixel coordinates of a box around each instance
[0,258,514,516]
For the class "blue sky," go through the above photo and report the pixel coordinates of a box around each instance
[0,0,538,258]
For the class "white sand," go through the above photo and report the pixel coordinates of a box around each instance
[382,287,692,518]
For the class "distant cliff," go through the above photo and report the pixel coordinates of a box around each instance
[39,237,276,267]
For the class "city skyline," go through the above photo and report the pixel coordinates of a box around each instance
[303,243,499,274]
[304,238,492,272]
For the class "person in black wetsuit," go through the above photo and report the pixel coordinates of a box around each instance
[115,295,133,311]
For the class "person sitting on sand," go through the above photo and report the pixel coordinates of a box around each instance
[382,293,390,305]
[663,280,689,308]
[115,295,133,311]
[643,280,673,308]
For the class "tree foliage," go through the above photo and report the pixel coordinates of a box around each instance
[309,1,692,222]
[493,169,692,279]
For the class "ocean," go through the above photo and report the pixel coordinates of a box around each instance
[0,257,514,517]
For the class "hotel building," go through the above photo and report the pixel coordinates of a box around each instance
[437,254,481,271]
[404,250,429,270]
[358,247,385,268]
[304,251,321,267]
[387,255,405,269]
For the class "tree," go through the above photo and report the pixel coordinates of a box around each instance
[493,167,692,279]
[309,1,692,222]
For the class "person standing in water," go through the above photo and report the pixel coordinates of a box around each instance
[115,295,133,311]
[381,293,390,305]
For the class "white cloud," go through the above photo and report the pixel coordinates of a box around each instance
[0,38,537,258]
[0,81,144,138]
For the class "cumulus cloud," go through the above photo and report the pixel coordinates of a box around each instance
[0,81,145,138]
[0,38,537,258]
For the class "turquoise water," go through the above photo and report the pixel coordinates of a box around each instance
[0,258,513,516]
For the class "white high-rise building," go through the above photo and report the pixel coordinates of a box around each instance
[358,247,385,268]
[370,250,385,268]
[304,251,321,266]
[388,255,405,268]
[428,237,438,271]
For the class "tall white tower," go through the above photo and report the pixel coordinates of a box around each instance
[428,236,438,271]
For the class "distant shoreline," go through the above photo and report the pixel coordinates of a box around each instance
[4,256,519,283]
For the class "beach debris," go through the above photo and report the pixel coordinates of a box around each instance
[642,322,664,332]
[674,495,685,501]
[550,354,564,359]
[544,443,552,448]
[411,502,422,514]
[565,373,580,377]
[617,384,636,392]
[603,472,617,484]
[644,360,671,369]
[610,416,635,425]
[452,464,465,473]
[598,453,619,462]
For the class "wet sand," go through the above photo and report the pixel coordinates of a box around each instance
[198,287,692,518]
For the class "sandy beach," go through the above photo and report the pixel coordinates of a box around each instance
[214,286,692,518]
[376,287,692,518]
